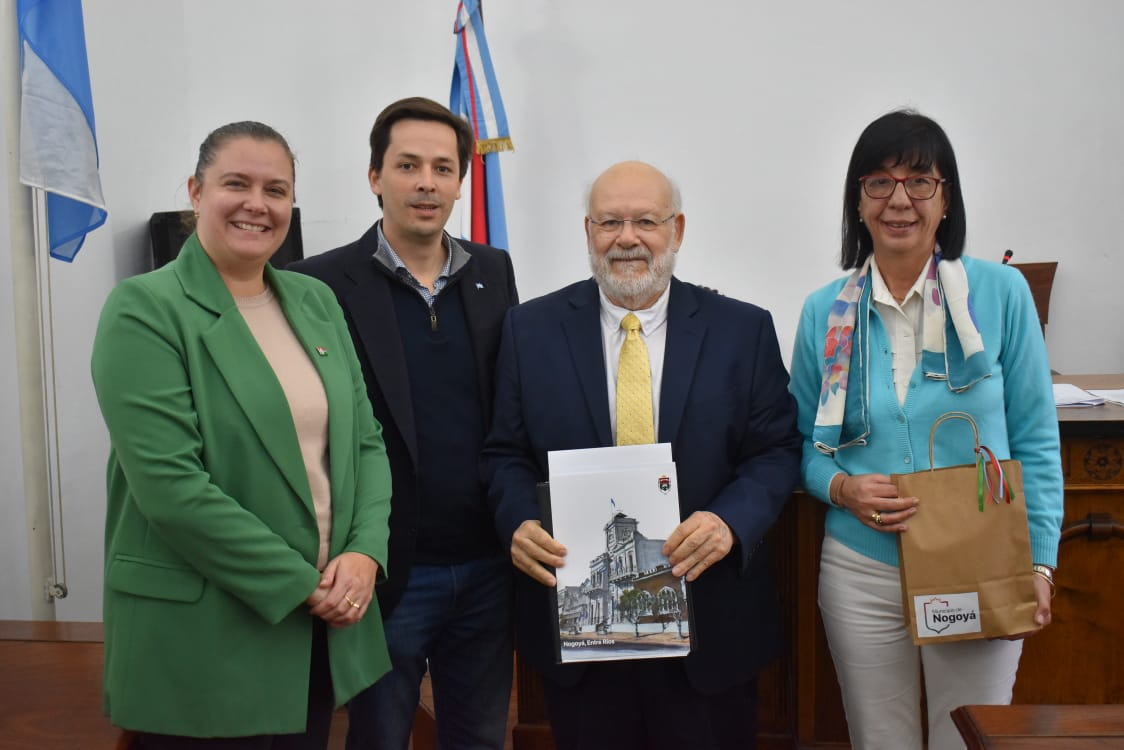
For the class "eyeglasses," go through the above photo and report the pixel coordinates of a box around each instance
[859,174,948,200]
[588,214,677,235]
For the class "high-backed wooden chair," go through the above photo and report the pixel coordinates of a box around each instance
[1011,261,1058,336]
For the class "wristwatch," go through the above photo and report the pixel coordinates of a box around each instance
[1032,563,1055,581]
[1032,563,1056,598]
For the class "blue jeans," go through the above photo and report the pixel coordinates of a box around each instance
[346,555,513,750]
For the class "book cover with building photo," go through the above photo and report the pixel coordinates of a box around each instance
[543,461,693,663]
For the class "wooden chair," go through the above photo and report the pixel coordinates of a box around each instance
[1010,261,1057,336]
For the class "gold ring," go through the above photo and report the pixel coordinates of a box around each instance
[344,595,361,609]
[872,510,883,526]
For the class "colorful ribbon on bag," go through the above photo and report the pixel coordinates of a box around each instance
[975,445,1015,510]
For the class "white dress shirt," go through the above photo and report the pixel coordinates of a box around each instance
[599,285,671,442]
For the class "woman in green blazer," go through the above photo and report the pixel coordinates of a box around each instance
[91,122,392,748]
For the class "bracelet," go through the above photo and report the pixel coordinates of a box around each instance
[829,474,846,508]
[1032,564,1056,599]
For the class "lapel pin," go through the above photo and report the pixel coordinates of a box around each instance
[475,282,484,289]
[316,346,328,357]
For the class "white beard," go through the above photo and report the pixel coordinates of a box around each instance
[588,240,676,309]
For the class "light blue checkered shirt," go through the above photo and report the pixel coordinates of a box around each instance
[373,223,471,306]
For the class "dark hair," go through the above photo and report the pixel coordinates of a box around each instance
[369,97,474,180]
[194,121,296,184]
[840,110,966,269]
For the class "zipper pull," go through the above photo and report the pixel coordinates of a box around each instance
[429,306,438,331]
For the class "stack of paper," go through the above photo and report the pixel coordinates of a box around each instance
[1053,383,1106,408]
[1089,389,1124,406]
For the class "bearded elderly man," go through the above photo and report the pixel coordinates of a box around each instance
[483,161,801,750]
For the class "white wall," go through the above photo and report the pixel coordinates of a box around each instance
[2,0,1122,621]
[0,0,34,618]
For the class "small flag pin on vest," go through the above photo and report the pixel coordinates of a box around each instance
[475,282,484,289]
[316,346,328,357]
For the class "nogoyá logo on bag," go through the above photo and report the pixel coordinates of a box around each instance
[914,592,982,638]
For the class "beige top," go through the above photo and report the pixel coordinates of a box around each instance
[236,287,332,569]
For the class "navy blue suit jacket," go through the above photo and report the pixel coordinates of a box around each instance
[289,223,518,614]
[483,277,801,693]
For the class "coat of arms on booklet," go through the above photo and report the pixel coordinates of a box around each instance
[541,444,694,664]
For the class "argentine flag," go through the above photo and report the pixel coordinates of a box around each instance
[18,0,107,262]
[451,0,512,251]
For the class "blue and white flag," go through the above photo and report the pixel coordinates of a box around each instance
[450,0,512,250]
[18,0,107,262]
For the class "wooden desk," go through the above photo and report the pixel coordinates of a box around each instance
[1054,374,1124,434]
[510,375,1124,749]
[952,704,1124,749]
[1016,375,1124,706]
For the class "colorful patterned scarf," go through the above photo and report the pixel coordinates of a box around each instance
[812,251,985,455]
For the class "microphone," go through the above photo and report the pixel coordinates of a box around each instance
[1001,249,1013,265]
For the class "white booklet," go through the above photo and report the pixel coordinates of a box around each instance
[544,444,692,663]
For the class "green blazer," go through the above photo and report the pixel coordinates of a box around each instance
[92,235,392,736]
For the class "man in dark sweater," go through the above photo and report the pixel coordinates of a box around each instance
[289,97,518,750]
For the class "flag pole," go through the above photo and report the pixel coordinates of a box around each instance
[30,185,69,602]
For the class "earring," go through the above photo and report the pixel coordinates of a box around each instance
[942,214,947,220]
[858,217,863,223]
[194,211,200,218]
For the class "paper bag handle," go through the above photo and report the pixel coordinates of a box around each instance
[928,411,1015,507]
[927,411,980,470]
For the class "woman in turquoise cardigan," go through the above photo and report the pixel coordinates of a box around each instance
[92,122,392,748]
[789,111,1062,750]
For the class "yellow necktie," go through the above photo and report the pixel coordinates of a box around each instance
[616,312,655,445]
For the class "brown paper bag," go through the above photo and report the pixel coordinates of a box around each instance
[893,411,1039,645]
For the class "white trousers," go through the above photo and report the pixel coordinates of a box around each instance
[818,535,1023,750]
